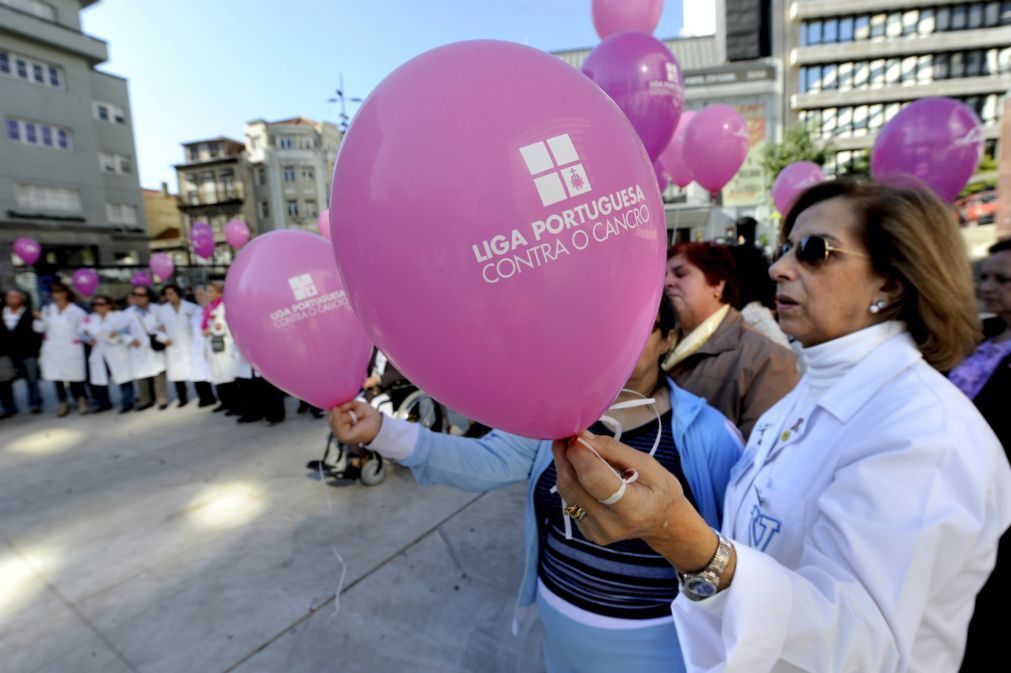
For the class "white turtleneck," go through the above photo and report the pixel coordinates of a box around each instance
[799,321,906,399]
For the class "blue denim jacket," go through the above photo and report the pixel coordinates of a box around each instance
[399,379,744,622]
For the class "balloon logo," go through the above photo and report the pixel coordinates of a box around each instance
[330,40,666,439]
[13,238,41,265]
[224,230,372,409]
[71,268,99,297]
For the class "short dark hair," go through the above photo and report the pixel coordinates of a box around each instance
[989,238,1011,255]
[668,242,741,307]
[162,283,183,298]
[50,281,77,303]
[132,285,152,298]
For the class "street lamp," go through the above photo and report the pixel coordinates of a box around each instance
[328,72,363,133]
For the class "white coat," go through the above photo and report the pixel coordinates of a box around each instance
[82,311,133,386]
[672,329,1011,673]
[189,306,212,383]
[125,304,166,379]
[159,300,199,382]
[203,301,236,384]
[33,303,87,382]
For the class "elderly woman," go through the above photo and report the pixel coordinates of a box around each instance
[330,296,743,673]
[82,295,135,413]
[663,242,798,439]
[555,180,1011,673]
[948,237,1011,672]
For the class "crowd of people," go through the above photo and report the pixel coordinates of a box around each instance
[330,179,1010,673]
[0,279,306,425]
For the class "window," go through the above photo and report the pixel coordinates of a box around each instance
[56,128,68,149]
[187,190,198,204]
[0,0,56,21]
[967,50,983,77]
[951,51,966,78]
[853,105,869,136]
[278,136,294,149]
[47,65,58,87]
[823,18,838,43]
[919,8,935,35]
[208,143,219,158]
[806,65,821,92]
[283,166,296,183]
[15,184,82,213]
[885,103,902,124]
[100,152,116,173]
[869,104,884,132]
[917,55,932,84]
[41,125,51,145]
[96,104,109,122]
[871,59,885,87]
[999,47,1011,73]
[807,20,822,45]
[822,108,837,138]
[6,118,18,140]
[870,13,886,38]
[256,167,266,186]
[305,199,318,218]
[823,63,838,90]
[886,12,902,37]
[302,167,314,180]
[119,156,131,174]
[901,56,917,84]
[24,122,36,143]
[902,10,918,35]
[937,7,951,30]
[2,50,62,89]
[969,3,984,29]
[952,5,967,30]
[986,48,999,76]
[1003,1,1011,25]
[885,58,901,85]
[0,51,8,74]
[220,169,235,195]
[839,16,855,42]
[854,61,870,89]
[838,61,853,90]
[855,14,871,40]
[259,201,270,219]
[31,63,42,83]
[983,94,999,123]
[799,67,809,93]
[934,52,950,79]
[106,204,138,226]
[837,106,853,138]
[15,59,26,78]
[287,200,298,217]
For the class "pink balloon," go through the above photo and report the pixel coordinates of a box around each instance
[772,161,826,216]
[683,104,749,194]
[653,159,671,191]
[191,220,212,234]
[582,32,684,161]
[150,252,175,281]
[871,97,984,203]
[71,268,99,297]
[224,219,251,249]
[193,236,214,260]
[592,0,664,39]
[131,270,153,288]
[655,109,695,188]
[13,237,41,265]
[330,41,666,440]
[224,230,372,409]
[317,208,331,240]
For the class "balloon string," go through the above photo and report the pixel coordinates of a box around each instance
[317,461,348,618]
[552,388,662,540]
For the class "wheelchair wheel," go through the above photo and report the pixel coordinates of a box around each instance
[395,389,446,432]
[359,453,386,486]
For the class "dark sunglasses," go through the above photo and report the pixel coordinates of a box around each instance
[980,272,1010,285]
[93,301,109,306]
[775,235,869,267]
[131,292,147,298]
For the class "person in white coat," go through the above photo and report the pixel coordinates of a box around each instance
[125,285,168,411]
[202,281,238,413]
[82,295,135,413]
[33,281,89,417]
[188,284,217,408]
[552,179,1011,673]
[159,284,200,408]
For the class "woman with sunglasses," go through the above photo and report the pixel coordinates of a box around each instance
[663,242,798,440]
[948,237,1011,672]
[553,179,1010,673]
[329,296,743,673]
[82,295,135,413]
[32,281,89,416]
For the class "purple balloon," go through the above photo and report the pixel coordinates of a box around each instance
[592,0,664,39]
[193,236,214,260]
[871,97,984,203]
[191,220,212,234]
[772,161,826,216]
[13,237,41,265]
[72,268,99,297]
[582,31,685,161]
[317,208,331,241]
[224,219,251,249]
[655,109,695,188]
[150,252,174,281]
[131,270,153,288]
[683,104,749,194]
[653,158,671,191]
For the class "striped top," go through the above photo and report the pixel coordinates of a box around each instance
[533,409,697,620]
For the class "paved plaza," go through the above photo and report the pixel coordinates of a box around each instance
[0,394,545,673]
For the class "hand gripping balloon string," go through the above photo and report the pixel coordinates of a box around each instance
[553,388,661,540]
[348,409,358,425]
[316,461,348,618]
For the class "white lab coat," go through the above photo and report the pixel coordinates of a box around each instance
[125,304,166,379]
[672,329,1011,673]
[203,301,236,384]
[159,300,199,382]
[82,311,133,386]
[189,305,212,383]
[33,303,87,382]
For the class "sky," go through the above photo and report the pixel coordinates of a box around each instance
[80,1,713,190]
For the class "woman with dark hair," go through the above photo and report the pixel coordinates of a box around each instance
[664,242,798,439]
[160,283,200,407]
[730,245,791,349]
[555,179,1010,673]
[329,296,742,673]
[32,281,88,416]
[82,294,135,413]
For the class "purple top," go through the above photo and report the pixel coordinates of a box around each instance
[948,338,1011,401]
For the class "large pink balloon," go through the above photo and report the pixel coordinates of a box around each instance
[772,161,826,216]
[224,230,372,409]
[330,41,666,440]
[150,252,174,281]
[317,208,331,240]
[871,97,984,203]
[13,238,41,265]
[71,268,99,297]
[192,235,214,260]
[582,31,684,161]
[592,0,664,39]
[683,104,749,194]
[656,109,695,188]
[224,219,250,249]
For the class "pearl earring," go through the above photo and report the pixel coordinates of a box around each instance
[869,300,886,314]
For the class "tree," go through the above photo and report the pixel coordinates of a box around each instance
[762,124,834,180]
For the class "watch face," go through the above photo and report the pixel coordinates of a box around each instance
[686,578,717,597]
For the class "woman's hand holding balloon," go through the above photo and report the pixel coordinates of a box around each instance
[329,401,382,446]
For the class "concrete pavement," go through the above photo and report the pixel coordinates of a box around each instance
[0,396,544,673]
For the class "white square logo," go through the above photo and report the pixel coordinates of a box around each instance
[518,133,592,207]
[665,63,680,82]
[288,273,318,301]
